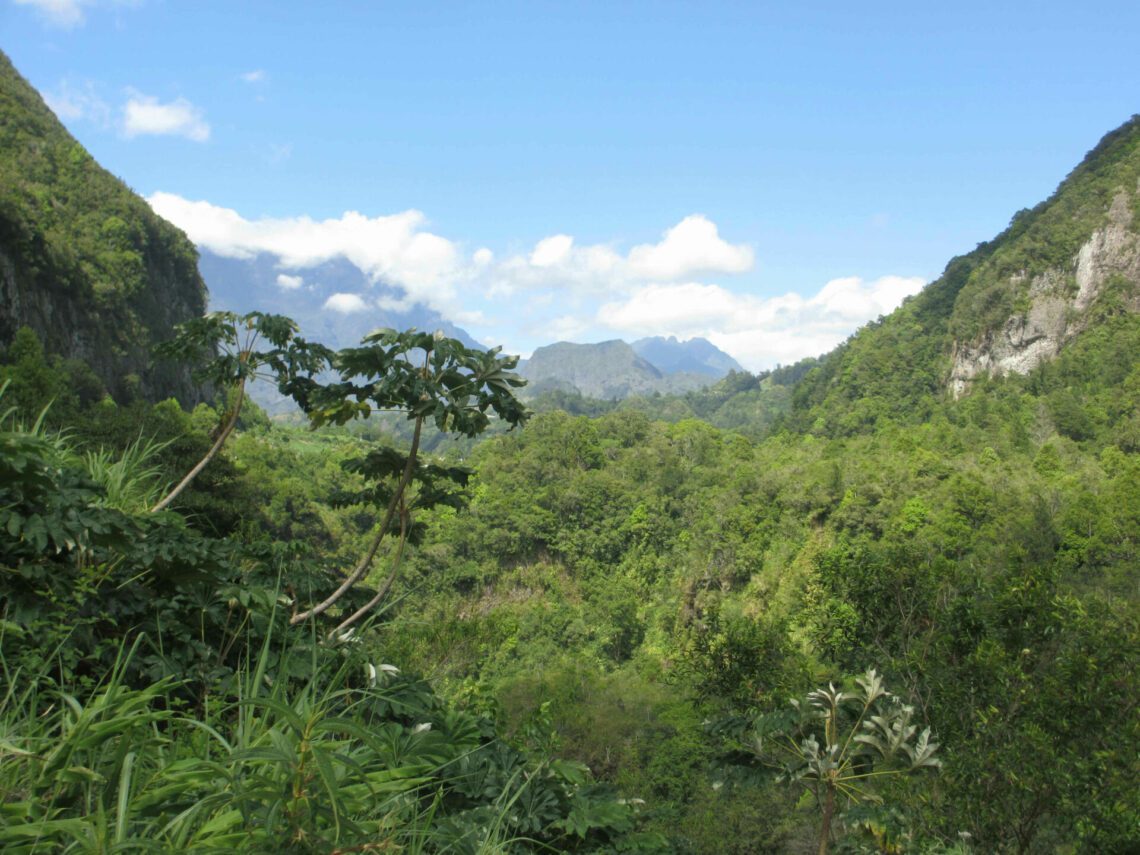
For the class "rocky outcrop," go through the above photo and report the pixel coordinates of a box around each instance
[948,187,1140,397]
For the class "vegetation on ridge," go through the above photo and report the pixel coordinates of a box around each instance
[3,35,1140,852]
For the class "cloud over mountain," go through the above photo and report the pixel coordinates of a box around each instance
[148,192,922,370]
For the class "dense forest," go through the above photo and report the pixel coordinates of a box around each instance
[2,42,1140,854]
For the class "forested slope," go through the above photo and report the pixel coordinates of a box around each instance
[3,45,1139,853]
[0,50,208,405]
[785,115,1140,436]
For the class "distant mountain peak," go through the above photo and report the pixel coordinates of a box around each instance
[631,335,743,377]
[518,337,741,400]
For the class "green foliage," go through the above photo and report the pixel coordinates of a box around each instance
[714,670,941,855]
[0,338,669,855]
[0,51,208,404]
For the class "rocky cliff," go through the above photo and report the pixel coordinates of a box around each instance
[783,115,1140,434]
[0,50,209,406]
[949,180,1140,396]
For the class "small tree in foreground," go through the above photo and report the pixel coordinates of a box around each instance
[737,669,941,855]
[285,328,529,630]
[150,311,330,512]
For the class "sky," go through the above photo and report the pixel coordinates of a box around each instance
[5,0,1140,370]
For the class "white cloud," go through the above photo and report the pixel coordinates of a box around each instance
[627,215,754,280]
[148,193,464,314]
[276,274,303,290]
[540,314,595,342]
[145,193,917,369]
[241,69,266,83]
[123,92,210,142]
[597,275,925,370]
[484,214,751,299]
[43,79,111,126]
[323,293,369,314]
[530,234,573,267]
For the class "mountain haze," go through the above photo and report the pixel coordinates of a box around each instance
[519,339,726,399]
[631,335,743,377]
[198,249,482,351]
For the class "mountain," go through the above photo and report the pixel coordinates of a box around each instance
[197,250,488,415]
[519,339,716,399]
[631,335,743,377]
[780,115,1140,436]
[0,50,208,406]
[197,250,482,351]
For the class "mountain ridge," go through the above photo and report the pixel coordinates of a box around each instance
[780,115,1140,436]
[519,337,737,400]
[0,50,209,406]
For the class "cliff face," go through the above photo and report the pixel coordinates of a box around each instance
[782,116,1140,434]
[948,184,1140,396]
[0,50,209,406]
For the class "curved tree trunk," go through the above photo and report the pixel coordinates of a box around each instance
[328,504,409,639]
[290,413,424,626]
[151,376,246,513]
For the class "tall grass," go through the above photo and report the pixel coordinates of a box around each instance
[0,622,557,855]
[81,434,173,513]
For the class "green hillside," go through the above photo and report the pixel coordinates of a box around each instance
[0,49,208,406]
[785,115,1140,437]
[2,57,1140,855]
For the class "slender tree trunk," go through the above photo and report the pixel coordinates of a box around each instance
[328,505,409,639]
[151,376,246,513]
[818,781,835,855]
[290,414,424,626]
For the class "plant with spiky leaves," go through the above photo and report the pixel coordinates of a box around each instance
[746,669,941,855]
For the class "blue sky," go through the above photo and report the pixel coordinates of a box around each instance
[6,0,1140,369]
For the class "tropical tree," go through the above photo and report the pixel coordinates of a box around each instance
[150,311,330,512]
[286,328,529,630]
[734,669,942,855]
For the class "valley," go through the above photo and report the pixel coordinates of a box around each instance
[3,44,1140,855]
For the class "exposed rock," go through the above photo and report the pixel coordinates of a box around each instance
[948,190,1140,397]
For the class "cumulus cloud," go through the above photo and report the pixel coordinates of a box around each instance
[323,293,369,314]
[241,69,266,83]
[485,214,752,299]
[530,234,574,267]
[627,215,754,280]
[144,192,919,369]
[597,275,925,369]
[275,274,303,290]
[148,193,464,313]
[123,92,210,142]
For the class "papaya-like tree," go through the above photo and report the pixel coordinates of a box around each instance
[722,669,941,855]
[285,328,528,629]
[151,311,331,513]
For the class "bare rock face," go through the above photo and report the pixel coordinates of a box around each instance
[948,188,1140,397]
